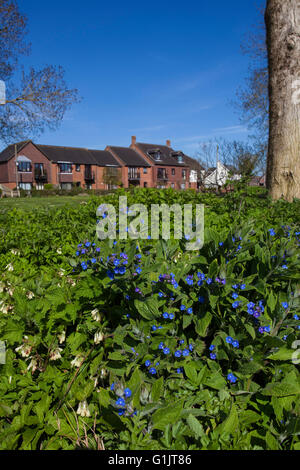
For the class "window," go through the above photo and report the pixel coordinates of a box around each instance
[76,164,81,172]
[144,182,148,188]
[178,155,183,163]
[18,183,32,190]
[157,168,167,180]
[17,162,31,172]
[143,168,148,174]
[35,183,44,191]
[182,170,187,179]
[171,183,175,188]
[59,163,72,173]
[172,168,175,176]
[60,183,72,190]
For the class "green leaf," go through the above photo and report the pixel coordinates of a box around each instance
[152,400,184,431]
[263,382,300,397]
[195,312,212,337]
[184,363,198,385]
[216,403,239,436]
[151,377,164,402]
[186,414,204,439]
[266,431,279,450]
[267,348,294,361]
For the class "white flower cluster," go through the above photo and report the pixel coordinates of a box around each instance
[76,400,90,417]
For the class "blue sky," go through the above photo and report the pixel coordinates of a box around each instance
[15,0,263,157]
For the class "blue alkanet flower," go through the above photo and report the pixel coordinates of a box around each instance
[124,388,132,398]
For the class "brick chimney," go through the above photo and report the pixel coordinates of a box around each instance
[131,136,137,146]
[166,139,171,148]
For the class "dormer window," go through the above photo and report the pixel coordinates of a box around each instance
[148,149,161,161]
[171,151,184,163]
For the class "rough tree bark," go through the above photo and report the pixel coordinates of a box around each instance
[265,0,300,201]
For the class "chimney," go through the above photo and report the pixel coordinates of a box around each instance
[166,139,171,148]
[131,136,136,146]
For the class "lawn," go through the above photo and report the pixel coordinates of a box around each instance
[0,194,92,211]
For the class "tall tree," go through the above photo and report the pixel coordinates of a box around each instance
[265,0,300,201]
[0,0,79,144]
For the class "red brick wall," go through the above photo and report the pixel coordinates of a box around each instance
[1,142,52,188]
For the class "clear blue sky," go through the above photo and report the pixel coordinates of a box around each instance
[16,0,263,157]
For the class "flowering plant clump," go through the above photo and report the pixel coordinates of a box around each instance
[0,188,299,450]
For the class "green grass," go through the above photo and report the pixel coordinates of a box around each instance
[0,194,92,210]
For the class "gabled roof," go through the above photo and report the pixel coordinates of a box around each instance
[0,141,120,167]
[88,149,120,167]
[135,142,187,166]
[108,146,151,167]
[0,141,31,162]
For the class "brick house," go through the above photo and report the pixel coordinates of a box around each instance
[105,146,152,188]
[0,137,204,192]
[0,140,120,191]
[131,137,203,189]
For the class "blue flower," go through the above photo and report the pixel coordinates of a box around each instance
[226,336,233,344]
[232,293,239,300]
[163,312,169,319]
[176,368,183,374]
[210,353,217,360]
[110,383,115,391]
[136,267,142,274]
[91,258,97,264]
[149,367,157,375]
[116,397,126,407]
[264,325,271,333]
[282,302,289,309]
[179,340,185,345]
[182,349,189,357]
[219,242,223,247]
[163,347,170,355]
[240,284,246,290]
[232,301,241,309]
[151,325,158,331]
[158,342,164,349]
[206,278,212,285]
[189,344,194,351]
[294,314,299,320]
[174,350,182,358]
[227,373,237,384]
[145,360,151,367]
[124,388,132,398]
[119,266,126,275]
[187,307,193,315]
[269,228,276,236]
[232,340,239,348]
[169,313,175,320]
[209,344,215,351]
[180,305,186,311]
[198,296,205,304]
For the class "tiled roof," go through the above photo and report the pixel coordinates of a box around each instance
[0,141,120,167]
[135,143,186,166]
[87,149,120,167]
[36,144,121,166]
[108,146,151,167]
[0,141,31,162]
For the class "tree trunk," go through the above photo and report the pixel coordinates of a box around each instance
[265,0,300,201]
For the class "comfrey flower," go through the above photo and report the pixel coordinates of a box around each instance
[94,331,104,344]
[91,308,101,322]
[71,355,84,368]
[77,400,91,418]
[49,347,63,361]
